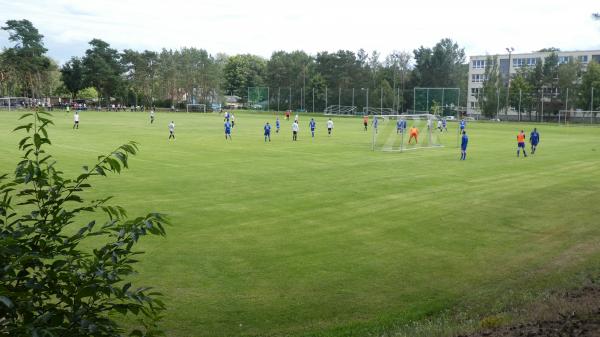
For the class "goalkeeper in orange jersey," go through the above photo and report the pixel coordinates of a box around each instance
[408,125,419,144]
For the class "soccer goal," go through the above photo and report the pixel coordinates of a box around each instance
[372,114,443,152]
[186,104,206,113]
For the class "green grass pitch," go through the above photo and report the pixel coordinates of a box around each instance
[1,110,599,336]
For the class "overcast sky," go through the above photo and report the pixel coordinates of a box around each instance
[1,0,599,64]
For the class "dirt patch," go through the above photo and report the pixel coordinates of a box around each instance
[459,283,600,337]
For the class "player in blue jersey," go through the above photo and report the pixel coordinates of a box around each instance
[264,122,271,142]
[224,120,232,140]
[224,111,230,122]
[373,117,379,134]
[530,128,540,154]
[276,117,280,133]
[396,119,402,134]
[309,118,316,138]
[459,118,466,133]
[442,117,447,132]
[460,131,468,160]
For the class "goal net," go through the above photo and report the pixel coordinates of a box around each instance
[186,104,206,113]
[372,114,443,152]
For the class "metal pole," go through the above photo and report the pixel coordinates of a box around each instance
[441,89,445,116]
[518,89,522,122]
[563,88,569,125]
[338,87,341,114]
[289,87,292,110]
[312,88,315,113]
[426,89,429,112]
[7,96,10,112]
[366,88,369,114]
[267,87,270,112]
[541,90,544,123]
[352,88,355,112]
[247,87,250,110]
[591,87,594,124]
[380,87,383,112]
[325,87,328,113]
[413,88,416,114]
[277,87,280,112]
[505,48,513,116]
[496,88,499,120]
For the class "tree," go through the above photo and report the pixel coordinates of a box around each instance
[61,57,85,99]
[579,61,600,114]
[1,19,52,98]
[411,38,466,88]
[82,39,123,106]
[558,60,581,110]
[509,70,535,119]
[0,109,168,336]
[223,54,266,100]
[479,56,505,117]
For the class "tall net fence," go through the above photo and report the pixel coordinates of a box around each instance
[472,86,600,124]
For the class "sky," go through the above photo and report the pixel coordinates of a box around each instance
[1,0,599,64]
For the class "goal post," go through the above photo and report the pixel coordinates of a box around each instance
[372,114,444,152]
[186,104,206,113]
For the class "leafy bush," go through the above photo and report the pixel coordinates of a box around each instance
[0,109,168,336]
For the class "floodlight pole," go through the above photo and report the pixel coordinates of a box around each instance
[352,88,355,112]
[380,87,383,113]
[505,47,514,116]
[289,87,292,110]
[277,87,280,112]
[267,87,270,112]
[325,87,328,113]
[496,88,499,120]
[312,87,315,113]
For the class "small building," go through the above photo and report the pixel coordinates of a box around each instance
[224,95,242,109]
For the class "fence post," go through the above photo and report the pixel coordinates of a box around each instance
[338,87,341,114]
[591,87,594,124]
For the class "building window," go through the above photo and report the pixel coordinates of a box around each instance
[527,58,537,66]
[471,74,486,82]
[513,58,525,68]
[472,60,486,69]
[471,88,481,97]
[470,102,475,108]
[579,55,589,63]
[558,56,572,64]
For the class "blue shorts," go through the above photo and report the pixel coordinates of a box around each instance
[518,142,525,148]
[461,146,467,151]
[225,130,231,134]
[531,141,538,146]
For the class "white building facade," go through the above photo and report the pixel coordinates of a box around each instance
[467,49,600,115]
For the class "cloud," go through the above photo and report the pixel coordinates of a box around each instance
[1,0,599,64]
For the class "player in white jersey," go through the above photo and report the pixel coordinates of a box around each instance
[73,111,79,129]
[327,118,334,136]
[292,120,299,141]
[168,121,175,140]
[437,119,442,131]
[150,109,155,124]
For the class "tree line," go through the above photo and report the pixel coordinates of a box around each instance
[1,19,467,111]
